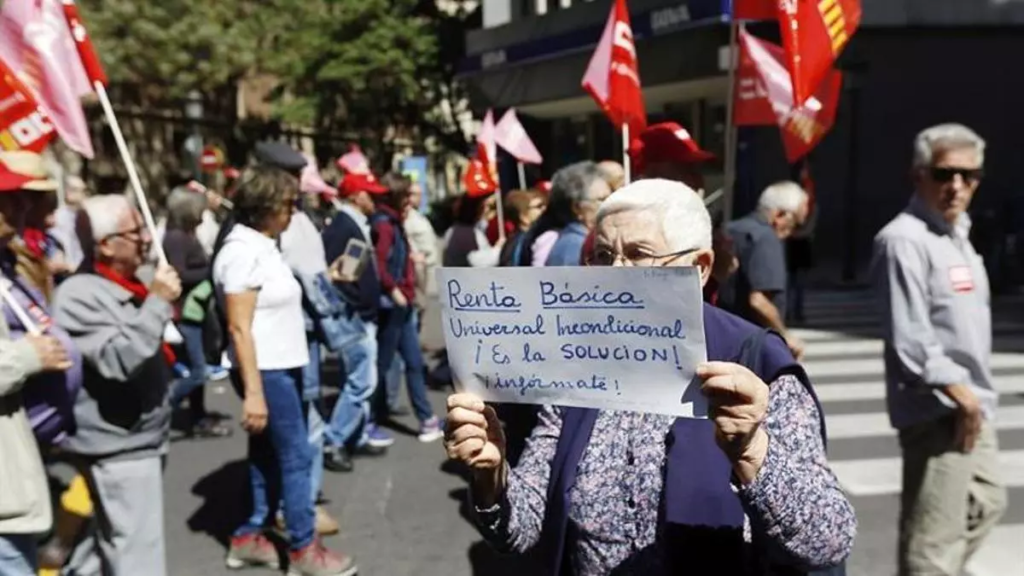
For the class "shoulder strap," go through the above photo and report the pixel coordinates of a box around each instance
[541,406,600,576]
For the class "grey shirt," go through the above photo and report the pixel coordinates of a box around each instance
[53,274,174,460]
[725,213,788,322]
[872,196,996,430]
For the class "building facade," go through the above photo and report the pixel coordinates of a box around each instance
[460,0,1024,284]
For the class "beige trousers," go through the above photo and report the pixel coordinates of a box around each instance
[898,416,1008,576]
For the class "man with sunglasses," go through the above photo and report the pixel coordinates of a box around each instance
[873,123,1007,576]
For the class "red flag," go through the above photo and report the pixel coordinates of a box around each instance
[777,0,860,105]
[463,158,496,198]
[733,33,777,127]
[477,110,497,168]
[733,0,776,20]
[734,30,842,162]
[581,0,646,136]
[0,58,55,153]
[61,0,107,87]
[0,0,94,157]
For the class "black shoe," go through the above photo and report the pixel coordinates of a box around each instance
[323,446,354,473]
[350,443,388,457]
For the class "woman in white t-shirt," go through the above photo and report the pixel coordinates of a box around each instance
[212,167,355,575]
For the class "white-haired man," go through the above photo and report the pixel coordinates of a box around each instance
[53,194,181,575]
[722,182,809,359]
[873,123,1007,575]
[444,179,855,575]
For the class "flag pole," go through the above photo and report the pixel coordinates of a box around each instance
[0,280,41,336]
[517,162,527,190]
[722,18,742,223]
[622,123,631,185]
[93,81,166,264]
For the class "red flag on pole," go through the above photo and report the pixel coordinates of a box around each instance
[581,0,646,136]
[494,109,543,165]
[734,30,842,162]
[60,0,107,87]
[733,0,776,20]
[477,110,498,167]
[0,0,94,157]
[777,0,860,105]
[0,58,55,153]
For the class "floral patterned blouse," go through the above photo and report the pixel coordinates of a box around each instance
[473,374,857,575]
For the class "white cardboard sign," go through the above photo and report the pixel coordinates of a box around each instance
[438,266,708,418]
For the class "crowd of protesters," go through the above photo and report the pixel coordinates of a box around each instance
[0,119,1006,576]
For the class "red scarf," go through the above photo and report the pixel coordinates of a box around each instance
[94,262,176,366]
[22,228,48,259]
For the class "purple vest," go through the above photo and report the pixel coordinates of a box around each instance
[1,272,83,445]
[538,304,827,575]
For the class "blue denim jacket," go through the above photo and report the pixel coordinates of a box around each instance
[295,271,365,353]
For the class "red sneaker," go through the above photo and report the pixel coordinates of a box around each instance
[287,540,357,576]
[225,533,280,570]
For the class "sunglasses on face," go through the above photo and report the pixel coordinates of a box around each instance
[929,167,984,184]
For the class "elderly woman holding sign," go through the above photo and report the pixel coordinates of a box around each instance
[444,179,855,575]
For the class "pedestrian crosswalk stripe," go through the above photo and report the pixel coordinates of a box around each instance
[829,449,1024,497]
[965,524,1024,576]
[825,405,1024,440]
[815,377,1024,402]
[803,339,884,358]
[806,353,1024,379]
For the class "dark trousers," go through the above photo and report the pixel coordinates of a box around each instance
[373,306,433,424]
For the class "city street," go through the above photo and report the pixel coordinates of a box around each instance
[160,290,1023,575]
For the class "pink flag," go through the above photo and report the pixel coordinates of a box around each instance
[494,109,542,165]
[477,109,497,167]
[0,0,94,157]
[336,144,370,175]
[581,0,646,136]
[300,154,335,197]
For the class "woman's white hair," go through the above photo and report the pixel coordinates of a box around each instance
[81,194,131,241]
[758,181,807,215]
[596,178,712,251]
[913,123,985,168]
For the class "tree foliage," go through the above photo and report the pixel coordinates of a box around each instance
[79,0,475,164]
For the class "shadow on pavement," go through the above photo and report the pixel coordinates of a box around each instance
[187,460,249,547]
[440,461,544,575]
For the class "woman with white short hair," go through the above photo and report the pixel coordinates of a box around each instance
[445,179,855,575]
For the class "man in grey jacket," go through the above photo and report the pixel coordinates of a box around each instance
[54,194,181,576]
[873,123,1008,575]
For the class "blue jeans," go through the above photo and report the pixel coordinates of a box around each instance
[386,356,404,412]
[302,337,322,403]
[231,369,314,551]
[325,320,378,448]
[307,404,324,502]
[375,307,432,423]
[0,534,36,575]
[170,322,208,420]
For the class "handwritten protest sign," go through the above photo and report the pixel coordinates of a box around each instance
[438,267,708,418]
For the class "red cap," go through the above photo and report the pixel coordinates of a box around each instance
[339,172,388,196]
[222,166,241,180]
[0,160,34,193]
[534,180,552,195]
[463,158,497,198]
[627,122,715,173]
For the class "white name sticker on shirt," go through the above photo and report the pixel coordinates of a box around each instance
[438,267,709,418]
[949,265,975,293]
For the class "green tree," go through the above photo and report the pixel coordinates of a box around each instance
[76,0,474,192]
